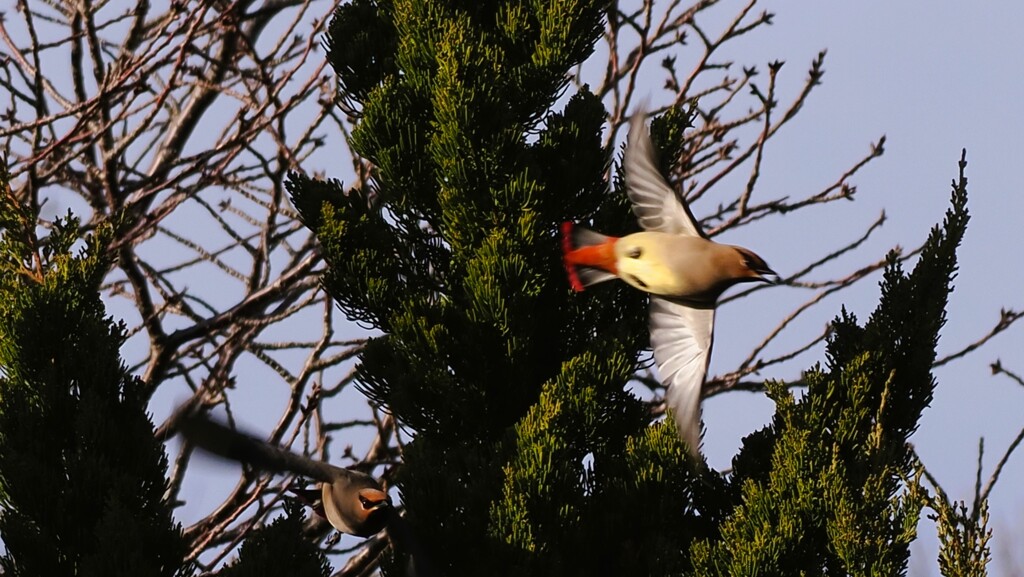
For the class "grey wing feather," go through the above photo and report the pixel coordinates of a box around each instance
[180,413,354,483]
[624,110,705,238]
[648,296,715,457]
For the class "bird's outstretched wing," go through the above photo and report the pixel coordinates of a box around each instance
[179,412,356,484]
[624,109,706,238]
[648,296,715,457]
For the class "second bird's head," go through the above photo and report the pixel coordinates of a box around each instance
[327,484,392,537]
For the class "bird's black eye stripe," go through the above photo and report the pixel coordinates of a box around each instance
[630,275,648,288]
[627,246,643,259]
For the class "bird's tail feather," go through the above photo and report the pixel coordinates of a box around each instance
[560,222,618,291]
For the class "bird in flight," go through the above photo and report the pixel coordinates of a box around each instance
[561,107,776,458]
[179,412,391,537]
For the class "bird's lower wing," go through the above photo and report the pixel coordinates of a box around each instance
[648,296,715,457]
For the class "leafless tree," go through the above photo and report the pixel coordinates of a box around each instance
[1,0,383,569]
[1,0,1019,574]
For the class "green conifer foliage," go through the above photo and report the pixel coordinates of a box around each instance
[289,0,983,573]
[288,1,672,572]
[0,176,187,576]
[219,501,331,577]
[697,157,972,576]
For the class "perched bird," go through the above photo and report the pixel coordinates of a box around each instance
[179,412,391,537]
[561,108,776,457]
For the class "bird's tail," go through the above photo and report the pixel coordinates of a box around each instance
[179,412,338,483]
[560,222,619,291]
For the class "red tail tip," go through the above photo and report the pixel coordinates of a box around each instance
[560,222,585,292]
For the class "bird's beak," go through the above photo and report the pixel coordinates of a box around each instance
[758,269,780,284]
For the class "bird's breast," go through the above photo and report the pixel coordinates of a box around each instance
[615,233,725,301]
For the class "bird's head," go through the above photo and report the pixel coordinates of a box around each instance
[352,487,392,534]
[324,480,392,537]
[357,487,391,512]
[730,246,778,284]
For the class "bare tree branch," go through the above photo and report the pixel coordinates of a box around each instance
[934,310,1024,367]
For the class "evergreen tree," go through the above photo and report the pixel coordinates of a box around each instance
[0,175,188,575]
[219,501,331,577]
[288,1,988,575]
